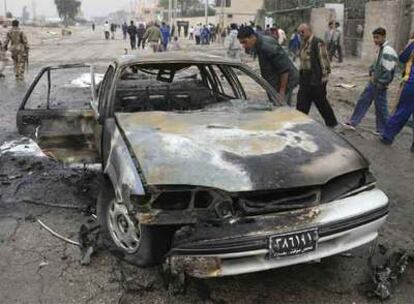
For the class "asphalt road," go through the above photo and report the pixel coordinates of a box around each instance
[0,26,413,304]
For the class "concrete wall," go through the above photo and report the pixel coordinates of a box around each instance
[361,1,401,63]
[310,8,336,40]
[222,0,264,26]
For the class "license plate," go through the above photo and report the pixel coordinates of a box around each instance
[268,229,318,259]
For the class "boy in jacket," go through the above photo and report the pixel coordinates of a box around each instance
[344,28,398,134]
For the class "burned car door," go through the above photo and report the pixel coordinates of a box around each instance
[16,64,103,163]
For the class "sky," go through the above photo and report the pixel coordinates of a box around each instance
[4,0,133,18]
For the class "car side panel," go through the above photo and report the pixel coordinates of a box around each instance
[103,118,145,204]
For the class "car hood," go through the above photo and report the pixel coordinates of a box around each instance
[115,109,368,192]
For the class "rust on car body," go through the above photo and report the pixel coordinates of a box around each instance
[115,108,368,192]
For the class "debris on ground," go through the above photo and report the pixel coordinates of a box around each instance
[334,83,357,89]
[37,218,81,247]
[39,261,49,269]
[368,244,414,300]
[78,217,101,265]
[161,260,187,296]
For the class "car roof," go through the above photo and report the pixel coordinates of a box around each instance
[115,51,244,67]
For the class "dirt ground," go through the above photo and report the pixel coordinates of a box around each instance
[0,26,413,304]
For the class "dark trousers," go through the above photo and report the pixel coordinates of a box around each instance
[195,36,200,45]
[328,43,343,63]
[297,83,338,127]
[130,37,136,49]
[138,37,145,49]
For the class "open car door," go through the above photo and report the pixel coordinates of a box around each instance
[16,64,103,163]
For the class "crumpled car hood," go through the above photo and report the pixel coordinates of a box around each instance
[115,109,368,192]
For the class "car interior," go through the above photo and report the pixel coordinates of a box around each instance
[114,63,240,112]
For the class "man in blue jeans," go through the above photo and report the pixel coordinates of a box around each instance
[344,28,398,135]
[381,38,414,152]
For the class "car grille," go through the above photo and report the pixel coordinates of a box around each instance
[235,188,320,215]
[235,170,369,216]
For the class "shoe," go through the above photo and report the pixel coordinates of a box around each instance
[379,137,392,145]
[342,122,356,130]
[373,131,380,136]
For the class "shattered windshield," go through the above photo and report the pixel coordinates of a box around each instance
[113,63,275,113]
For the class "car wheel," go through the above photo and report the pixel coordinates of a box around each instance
[97,178,174,266]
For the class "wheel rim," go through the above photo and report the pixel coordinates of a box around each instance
[107,200,141,253]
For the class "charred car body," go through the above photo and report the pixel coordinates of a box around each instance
[17,53,389,278]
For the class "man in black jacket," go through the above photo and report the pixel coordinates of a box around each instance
[127,21,138,50]
[296,23,338,127]
[137,23,146,49]
[237,26,299,105]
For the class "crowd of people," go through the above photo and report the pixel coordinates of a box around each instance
[101,20,182,52]
[233,22,413,152]
[0,17,413,152]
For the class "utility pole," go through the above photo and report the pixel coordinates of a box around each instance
[220,0,225,29]
[173,0,178,29]
[32,0,37,21]
[205,0,208,25]
[4,0,7,16]
[168,0,172,28]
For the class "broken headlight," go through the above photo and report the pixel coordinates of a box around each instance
[321,169,376,203]
[149,187,234,219]
[152,191,193,210]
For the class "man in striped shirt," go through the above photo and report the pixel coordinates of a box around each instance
[381,37,414,152]
[344,28,398,135]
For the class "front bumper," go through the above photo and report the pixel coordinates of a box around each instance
[166,188,389,278]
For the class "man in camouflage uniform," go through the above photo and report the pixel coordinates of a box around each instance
[4,20,29,81]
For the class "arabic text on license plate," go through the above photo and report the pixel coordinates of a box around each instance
[268,229,318,259]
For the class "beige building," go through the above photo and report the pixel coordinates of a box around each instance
[217,0,264,26]
[134,0,162,23]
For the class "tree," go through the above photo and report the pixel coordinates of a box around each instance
[54,0,81,26]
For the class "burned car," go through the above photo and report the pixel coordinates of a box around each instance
[17,53,389,278]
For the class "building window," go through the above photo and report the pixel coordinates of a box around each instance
[215,0,231,7]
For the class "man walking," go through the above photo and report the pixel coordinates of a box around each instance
[4,20,29,81]
[110,23,117,40]
[296,23,338,127]
[325,21,343,63]
[227,24,241,60]
[381,37,414,152]
[143,22,163,53]
[122,22,128,40]
[104,21,110,40]
[201,25,210,45]
[160,22,170,51]
[194,24,201,45]
[344,28,398,134]
[127,21,138,50]
[137,23,146,49]
[237,26,299,105]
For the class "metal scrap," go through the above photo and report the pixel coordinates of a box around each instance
[37,218,81,247]
[78,218,101,265]
[368,245,413,300]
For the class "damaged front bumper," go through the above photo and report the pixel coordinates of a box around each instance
[165,188,389,278]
